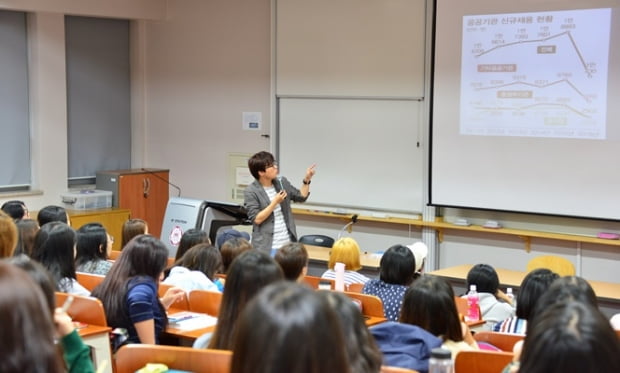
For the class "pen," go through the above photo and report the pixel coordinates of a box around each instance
[61,295,74,313]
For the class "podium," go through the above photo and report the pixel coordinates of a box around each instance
[160,197,249,257]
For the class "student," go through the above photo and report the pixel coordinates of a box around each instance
[174,228,210,261]
[37,205,69,227]
[243,151,315,255]
[494,268,559,335]
[231,282,351,373]
[7,256,95,373]
[274,242,309,281]
[163,243,222,292]
[120,218,148,250]
[31,222,90,296]
[75,223,113,275]
[0,261,66,373]
[13,218,39,257]
[464,263,514,330]
[362,244,416,321]
[220,237,252,273]
[195,250,283,350]
[321,237,370,286]
[0,199,29,220]
[515,301,620,373]
[91,235,185,346]
[318,290,383,373]
[215,228,250,249]
[0,211,18,257]
[401,275,478,357]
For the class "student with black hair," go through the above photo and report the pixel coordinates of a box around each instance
[463,263,514,330]
[1,200,29,220]
[75,223,113,275]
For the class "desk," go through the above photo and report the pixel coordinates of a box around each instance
[429,264,620,302]
[78,325,113,373]
[305,244,381,269]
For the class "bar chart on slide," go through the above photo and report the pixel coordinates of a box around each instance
[460,8,611,139]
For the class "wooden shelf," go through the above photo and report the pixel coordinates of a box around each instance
[293,209,620,252]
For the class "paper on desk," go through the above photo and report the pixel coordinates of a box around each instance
[168,311,217,331]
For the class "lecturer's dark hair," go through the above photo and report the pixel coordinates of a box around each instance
[248,151,276,180]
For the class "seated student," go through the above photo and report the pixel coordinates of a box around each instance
[7,256,95,373]
[274,242,309,282]
[321,237,370,286]
[401,275,479,357]
[31,222,89,296]
[511,301,620,373]
[174,228,210,262]
[163,243,223,292]
[362,244,416,321]
[37,205,69,227]
[0,211,18,258]
[194,250,283,350]
[220,237,252,273]
[120,218,148,250]
[463,263,514,330]
[494,268,559,335]
[0,261,73,373]
[91,235,185,346]
[13,219,39,257]
[1,199,29,220]
[319,290,383,373]
[231,282,352,373]
[215,228,251,250]
[75,223,113,275]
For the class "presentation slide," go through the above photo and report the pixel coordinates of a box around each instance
[431,1,620,220]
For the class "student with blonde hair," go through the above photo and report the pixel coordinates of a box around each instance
[321,237,369,286]
[0,211,18,257]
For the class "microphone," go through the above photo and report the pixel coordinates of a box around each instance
[140,168,182,197]
[338,214,358,239]
[276,176,284,191]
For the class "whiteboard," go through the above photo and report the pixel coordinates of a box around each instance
[276,0,427,97]
[278,98,423,213]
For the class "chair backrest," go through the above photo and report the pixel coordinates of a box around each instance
[473,331,524,352]
[347,282,364,292]
[380,366,419,373]
[343,291,385,318]
[55,292,107,326]
[189,289,223,317]
[526,255,576,276]
[76,272,106,292]
[299,234,335,248]
[109,250,121,260]
[454,350,514,373]
[303,275,335,290]
[158,283,190,310]
[114,344,232,373]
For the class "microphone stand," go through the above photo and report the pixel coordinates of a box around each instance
[140,168,182,197]
[338,214,358,239]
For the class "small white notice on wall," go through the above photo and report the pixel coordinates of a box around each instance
[242,112,262,130]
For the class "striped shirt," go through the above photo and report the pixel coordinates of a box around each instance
[264,185,290,250]
[493,316,527,335]
[321,269,370,286]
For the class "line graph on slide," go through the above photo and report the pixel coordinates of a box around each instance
[460,8,611,139]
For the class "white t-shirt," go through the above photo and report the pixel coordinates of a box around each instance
[264,185,290,250]
[163,266,220,293]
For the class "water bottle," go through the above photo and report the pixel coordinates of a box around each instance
[506,287,515,304]
[334,262,346,292]
[466,284,480,322]
[429,347,453,373]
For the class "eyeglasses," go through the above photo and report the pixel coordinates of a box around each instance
[267,162,278,168]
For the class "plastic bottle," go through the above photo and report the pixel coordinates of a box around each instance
[334,262,346,292]
[466,284,480,322]
[429,347,453,373]
[506,287,515,303]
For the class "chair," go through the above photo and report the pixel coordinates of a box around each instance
[526,255,576,276]
[344,291,385,318]
[380,366,419,373]
[474,331,524,352]
[303,275,335,290]
[108,250,122,260]
[299,234,335,248]
[454,350,514,373]
[76,272,106,292]
[189,289,223,317]
[158,283,190,310]
[347,282,364,292]
[114,344,232,373]
[55,292,107,326]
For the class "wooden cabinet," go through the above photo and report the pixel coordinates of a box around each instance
[68,208,131,251]
[96,169,170,239]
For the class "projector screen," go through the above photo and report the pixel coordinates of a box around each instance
[430,0,620,220]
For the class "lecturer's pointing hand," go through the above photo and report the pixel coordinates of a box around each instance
[305,164,316,181]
